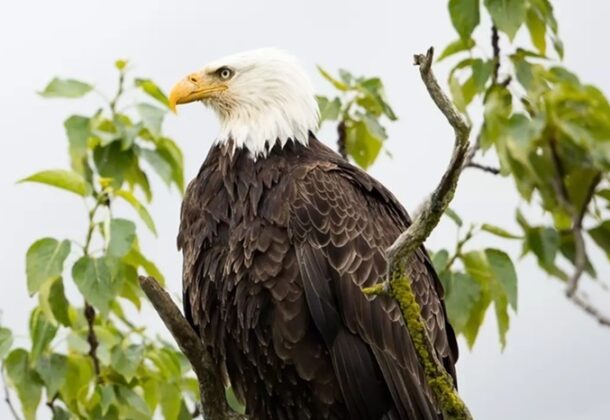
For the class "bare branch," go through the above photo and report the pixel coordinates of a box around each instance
[1,363,21,420]
[139,276,247,420]
[387,47,471,264]
[382,47,472,420]
[570,292,610,327]
[464,161,500,175]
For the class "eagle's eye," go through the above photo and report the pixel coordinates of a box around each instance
[216,66,234,80]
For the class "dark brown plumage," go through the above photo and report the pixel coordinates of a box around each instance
[178,134,458,420]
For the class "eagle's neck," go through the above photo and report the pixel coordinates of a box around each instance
[213,86,319,159]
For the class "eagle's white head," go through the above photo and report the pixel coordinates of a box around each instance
[169,48,319,157]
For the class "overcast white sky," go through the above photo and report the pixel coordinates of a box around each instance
[1,1,610,419]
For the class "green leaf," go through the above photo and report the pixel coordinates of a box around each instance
[111,344,144,382]
[61,355,93,406]
[93,141,137,187]
[26,238,71,296]
[39,78,93,98]
[157,137,185,192]
[140,148,173,186]
[445,207,463,227]
[42,277,71,326]
[72,256,120,315]
[135,78,170,107]
[355,78,397,120]
[449,73,467,113]
[99,384,116,416]
[525,227,564,278]
[35,353,67,397]
[108,219,136,258]
[5,349,42,420]
[0,327,14,359]
[316,96,342,123]
[431,249,450,273]
[472,59,493,92]
[438,38,476,62]
[484,0,527,40]
[124,246,165,285]
[449,0,480,40]
[116,384,151,417]
[20,169,89,196]
[345,119,383,169]
[589,221,610,260]
[481,223,521,239]
[29,308,58,362]
[136,103,166,136]
[64,115,91,174]
[115,190,157,235]
[526,7,546,55]
[442,272,482,333]
[486,249,518,309]
[461,249,517,346]
[118,263,141,309]
[159,382,182,420]
[494,294,510,348]
[317,66,349,91]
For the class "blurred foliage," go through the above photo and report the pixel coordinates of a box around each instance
[2,1,610,418]
[1,61,202,419]
[316,67,397,168]
[317,0,610,348]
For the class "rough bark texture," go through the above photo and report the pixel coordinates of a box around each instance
[139,276,246,420]
[366,47,473,420]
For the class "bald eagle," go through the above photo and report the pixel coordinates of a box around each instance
[169,48,458,420]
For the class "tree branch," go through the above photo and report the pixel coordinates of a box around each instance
[337,120,347,159]
[386,47,470,264]
[380,47,472,419]
[138,276,247,420]
[464,161,500,175]
[491,25,500,85]
[84,302,101,377]
[570,292,610,327]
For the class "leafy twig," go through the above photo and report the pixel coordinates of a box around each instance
[548,140,608,325]
[138,276,247,420]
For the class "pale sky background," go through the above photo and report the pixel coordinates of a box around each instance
[1,1,610,419]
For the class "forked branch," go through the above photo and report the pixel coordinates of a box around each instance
[373,47,473,420]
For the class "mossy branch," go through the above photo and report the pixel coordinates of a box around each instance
[381,47,472,419]
[139,276,247,420]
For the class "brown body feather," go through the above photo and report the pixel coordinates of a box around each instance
[178,135,458,419]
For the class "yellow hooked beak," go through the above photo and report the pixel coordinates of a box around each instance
[168,72,228,113]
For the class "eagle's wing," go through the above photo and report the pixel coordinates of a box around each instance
[290,162,457,419]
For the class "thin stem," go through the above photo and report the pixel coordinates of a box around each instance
[109,70,126,116]
[82,194,106,378]
[442,225,475,275]
[1,364,21,420]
